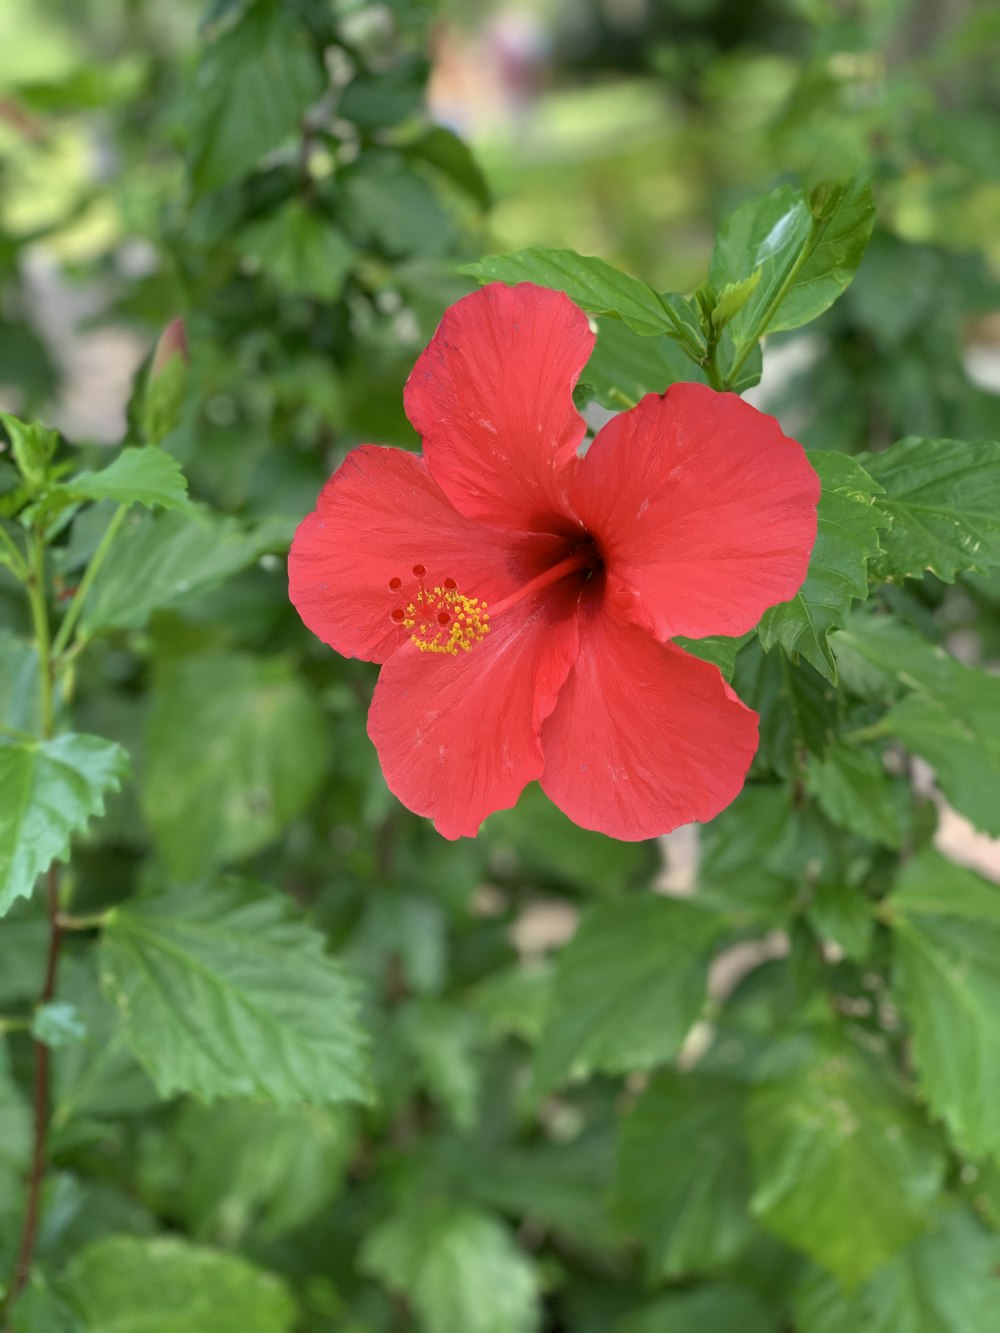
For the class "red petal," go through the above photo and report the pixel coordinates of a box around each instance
[368,593,580,839]
[540,591,758,840]
[405,283,595,532]
[571,384,820,640]
[289,445,530,663]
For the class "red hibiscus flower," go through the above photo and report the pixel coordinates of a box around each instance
[289,282,819,841]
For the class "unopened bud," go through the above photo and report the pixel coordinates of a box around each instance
[142,318,189,444]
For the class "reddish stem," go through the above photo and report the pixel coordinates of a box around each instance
[8,864,64,1309]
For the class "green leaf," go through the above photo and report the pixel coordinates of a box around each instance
[52,954,160,1124]
[99,880,370,1104]
[463,247,706,352]
[674,633,748,681]
[615,1071,753,1278]
[733,640,837,777]
[804,742,905,847]
[795,1208,1000,1333]
[617,1286,780,1333]
[185,4,324,192]
[583,317,708,409]
[64,447,191,511]
[406,125,491,211]
[710,269,763,332]
[338,58,426,129]
[397,1000,482,1130]
[887,849,1000,1157]
[0,734,129,915]
[757,452,885,679]
[361,1200,540,1333]
[343,156,456,258]
[834,616,1000,836]
[0,412,58,494]
[150,1099,354,1246]
[535,897,724,1091]
[0,631,40,733]
[142,652,329,879]
[805,881,875,963]
[239,200,356,302]
[747,1037,944,1285]
[709,180,876,346]
[81,507,278,636]
[60,1235,296,1333]
[861,437,1000,583]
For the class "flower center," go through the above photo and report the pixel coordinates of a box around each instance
[387,543,599,657]
[389,566,490,655]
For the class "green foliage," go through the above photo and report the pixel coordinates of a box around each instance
[1,1,999,1328]
[0,735,129,914]
[99,881,370,1104]
[747,1037,944,1285]
[757,452,886,678]
[142,652,329,879]
[887,851,1000,1157]
[63,449,191,512]
[535,897,723,1090]
[59,1235,296,1333]
[361,1200,541,1333]
[615,1071,753,1278]
[863,437,1000,583]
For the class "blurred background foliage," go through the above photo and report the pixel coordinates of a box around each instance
[1,0,999,1329]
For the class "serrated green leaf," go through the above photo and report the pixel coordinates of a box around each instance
[757,452,885,679]
[239,200,356,302]
[748,1037,944,1286]
[464,247,706,352]
[709,180,876,346]
[615,1071,753,1278]
[795,1208,1000,1333]
[142,652,329,879]
[833,616,1000,835]
[0,412,58,494]
[804,742,905,847]
[535,897,724,1091]
[99,880,369,1104]
[361,1200,540,1333]
[806,881,876,962]
[60,1235,296,1333]
[861,437,1000,583]
[185,5,324,192]
[81,507,277,636]
[887,849,1000,1157]
[343,156,456,258]
[64,447,191,511]
[0,734,129,915]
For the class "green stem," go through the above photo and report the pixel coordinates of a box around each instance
[25,529,54,739]
[0,721,35,742]
[51,503,127,661]
[55,909,110,932]
[0,524,27,581]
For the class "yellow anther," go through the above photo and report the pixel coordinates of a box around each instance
[406,586,490,656]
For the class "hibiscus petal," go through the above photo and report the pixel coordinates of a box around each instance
[405,282,595,532]
[288,445,531,663]
[540,592,758,840]
[368,593,580,839]
[571,383,820,640]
